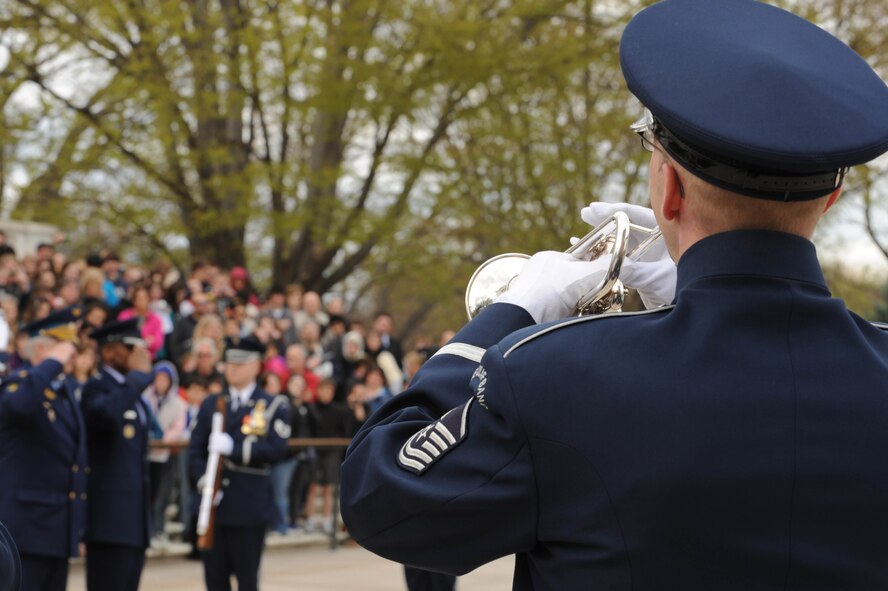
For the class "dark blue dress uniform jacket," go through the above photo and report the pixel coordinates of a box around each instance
[341,230,888,590]
[0,359,88,558]
[80,367,153,548]
[188,388,289,526]
[0,522,19,591]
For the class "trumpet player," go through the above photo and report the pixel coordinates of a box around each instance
[340,0,888,589]
[187,336,289,591]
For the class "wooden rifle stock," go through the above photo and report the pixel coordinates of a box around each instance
[197,395,227,550]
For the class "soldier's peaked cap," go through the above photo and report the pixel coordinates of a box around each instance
[90,317,145,347]
[224,336,265,364]
[22,306,83,341]
[620,0,888,201]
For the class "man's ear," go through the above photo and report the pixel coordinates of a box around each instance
[660,163,684,222]
[823,186,842,213]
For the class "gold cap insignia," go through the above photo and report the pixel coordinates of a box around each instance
[44,324,79,344]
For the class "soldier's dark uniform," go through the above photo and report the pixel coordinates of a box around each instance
[0,522,20,591]
[0,309,87,591]
[404,566,456,591]
[80,319,153,591]
[188,338,289,591]
[340,1,888,589]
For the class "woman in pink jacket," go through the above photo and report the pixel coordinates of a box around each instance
[118,282,164,360]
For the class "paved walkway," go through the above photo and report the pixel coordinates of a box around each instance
[66,543,515,590]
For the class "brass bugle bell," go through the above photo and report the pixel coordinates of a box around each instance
[464,211,662,320]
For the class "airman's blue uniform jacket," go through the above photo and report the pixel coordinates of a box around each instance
[0,359,88,558]
[0,522,20,591]
[80,366,153,549]
[341,230,888,590]
[188,387,290,526]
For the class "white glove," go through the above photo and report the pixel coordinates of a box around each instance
[495,251,614,324]
[576,202,676,309]
[578,202,666,259]
[208,432,234,456]
[619,258,676,309]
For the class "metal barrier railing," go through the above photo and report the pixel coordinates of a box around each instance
[150,438,354,451]
[150,438,352,549]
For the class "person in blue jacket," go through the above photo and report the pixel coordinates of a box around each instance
[0,308,87,591]
[340,1,888,589]
[188,336,289,591]
[80,318,153,591]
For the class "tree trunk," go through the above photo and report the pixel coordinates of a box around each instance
[187,225,246,267]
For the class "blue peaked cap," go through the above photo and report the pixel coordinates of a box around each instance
[620,0,888,200]
[224,335,266,364]
[90,317,144,347]
[22,306,83,340]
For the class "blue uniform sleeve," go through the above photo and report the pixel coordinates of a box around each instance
[340,303,539,575]
[0,522,20,591]
[187,396,215,484]
[80,371,152,430]
[0,359,63,423]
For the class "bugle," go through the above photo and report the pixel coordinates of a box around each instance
[465,211,661,319]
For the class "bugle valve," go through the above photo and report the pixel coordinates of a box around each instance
[465,211,661,320]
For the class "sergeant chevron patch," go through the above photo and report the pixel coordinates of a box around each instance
[397,399,473,475]
[274,418,291,439]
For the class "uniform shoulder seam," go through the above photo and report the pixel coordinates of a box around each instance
[503,305,675,358]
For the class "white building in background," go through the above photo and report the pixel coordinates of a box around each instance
[0,219,58,257]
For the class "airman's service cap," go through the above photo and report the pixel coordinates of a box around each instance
[620,0,888,201]
[224,336,265,364]
[90,318,145,348]
[23,306,83,342]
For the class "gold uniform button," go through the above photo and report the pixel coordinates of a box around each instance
[72,465,79,473]
[7,384,18,392]
[80,493,87,501]
[68,491,76,500]
[85,467,92,474]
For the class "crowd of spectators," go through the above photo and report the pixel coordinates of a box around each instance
[0,232,455,548]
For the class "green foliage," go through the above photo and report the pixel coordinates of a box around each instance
[0,0,649,315]
[822,263,884,319]
[873,280,888,323]
[1,0,887,337]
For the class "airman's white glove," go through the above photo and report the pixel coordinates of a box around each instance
[495,251,615,324]
[619,258,676,309]
[577,202,677,309]
[208,432,234,456]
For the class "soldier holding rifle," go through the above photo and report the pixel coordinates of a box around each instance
[80,318,153,591]
[188,336,289,591]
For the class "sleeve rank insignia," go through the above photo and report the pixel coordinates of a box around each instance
[397,399,473,475]
[273,418,291,439]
